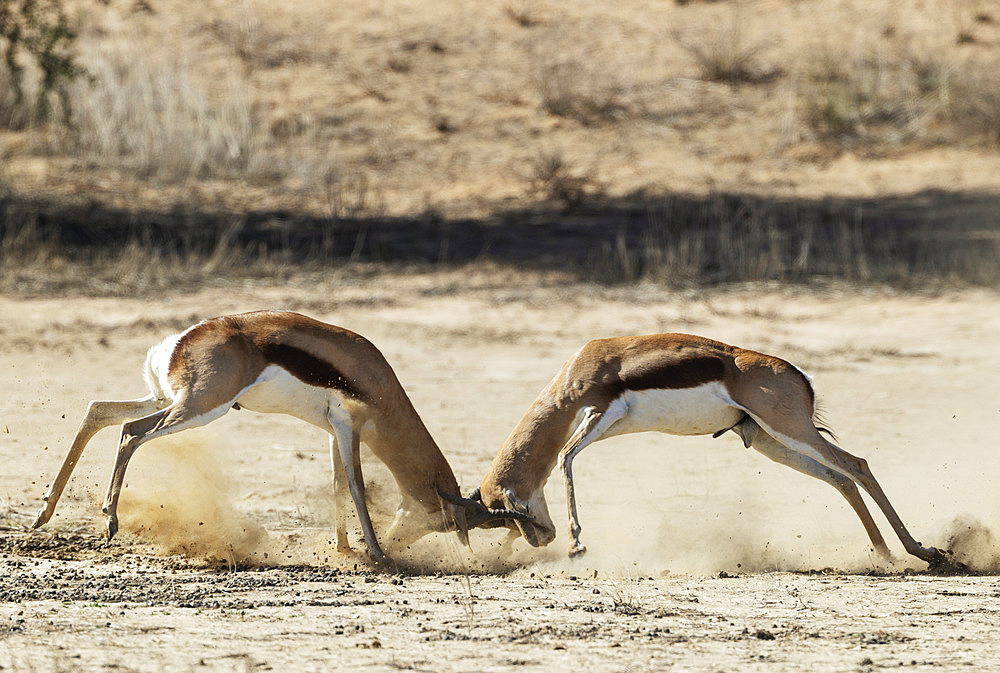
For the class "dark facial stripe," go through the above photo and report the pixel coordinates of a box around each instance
[260,343,369,401]
[619,355,726,392]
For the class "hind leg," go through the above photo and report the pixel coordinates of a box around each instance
[33,395,168,529]
[745,421,891,560]
[746,413,943,566]
[820,437,944,565]
[101,397,233,541]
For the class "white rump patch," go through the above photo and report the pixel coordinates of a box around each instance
[144,333,183,401]
[791,363,813,384]
[603,382,746,438]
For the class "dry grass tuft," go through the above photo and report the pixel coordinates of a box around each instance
[505,2,542,28]
[66,28,266,180]
[674,23,777,85]
[799,43,1000,147]
[528,151,602,211]
[536,58,631,125]
[585,194,1000,287]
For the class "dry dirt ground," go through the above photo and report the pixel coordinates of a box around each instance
[6,0,1000,219]
[2,274,1000,671]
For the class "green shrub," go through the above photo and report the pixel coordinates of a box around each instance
[0,0,82,127]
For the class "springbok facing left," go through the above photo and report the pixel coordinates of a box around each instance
[31,310,524,563]
[474,333,947,568]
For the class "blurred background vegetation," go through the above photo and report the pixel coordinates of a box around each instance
[1,0,998,294]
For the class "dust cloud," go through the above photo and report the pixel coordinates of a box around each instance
[117,430,270,566]
[113,429,516,572]
[496,454,1000,577]
[486,435,900,579]
[496,490,889,580]
[110,427,998,577]
[114,428,398,569]
[943,515,1000,573]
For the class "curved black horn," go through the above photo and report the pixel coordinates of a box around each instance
[437,487,533,528]
[437,487,472,508]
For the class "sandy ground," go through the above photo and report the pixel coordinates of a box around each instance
[2,274,1000,671]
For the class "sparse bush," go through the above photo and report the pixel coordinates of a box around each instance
[0,0,83,127]
[210,5,310,70]
[940,63,1000,145]
[801,48,926,143]
[800,47,1000,147]
[674,22,777,85]
[528,151,600,210]
[536,58,630,125]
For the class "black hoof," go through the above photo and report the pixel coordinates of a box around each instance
[31,508,48,529]
[106,518,118,542]
[366,546,390,565]
[926,547,971,575]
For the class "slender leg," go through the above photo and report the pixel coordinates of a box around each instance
[33,396,166,529]
[820,437,944,565]
[749,411,945,566]
[557,402,627,557]
[498,527,521,558]
[746,423,891,559]
[384,504,427,550]
[329,412,386,563]
[329,434,352,553]
[101,398,232,540]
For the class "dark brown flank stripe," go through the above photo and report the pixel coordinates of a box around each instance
[617,355,725,392]
[260,343,369,402]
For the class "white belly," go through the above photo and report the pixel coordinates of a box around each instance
[235,365,344,428]
[604,382,744,437]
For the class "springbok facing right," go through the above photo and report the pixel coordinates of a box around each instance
[473,333,947,568]
[31,310,527,562]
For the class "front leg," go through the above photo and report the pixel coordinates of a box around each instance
[329,434,352,554]
[498,527,520,558]
[557,404,622,558]
[329,412,386,563]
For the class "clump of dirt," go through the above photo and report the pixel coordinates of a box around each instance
[943,515,1000,573]
[2,528,110,561]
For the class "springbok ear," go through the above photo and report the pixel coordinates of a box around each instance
[499,489,528,514]
[500,489,539,547]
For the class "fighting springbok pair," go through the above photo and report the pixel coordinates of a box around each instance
[32,310,945,567]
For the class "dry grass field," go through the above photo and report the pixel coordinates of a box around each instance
[1,0,998,295]
[4,0,1000,213]
[2,0,1000,671]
